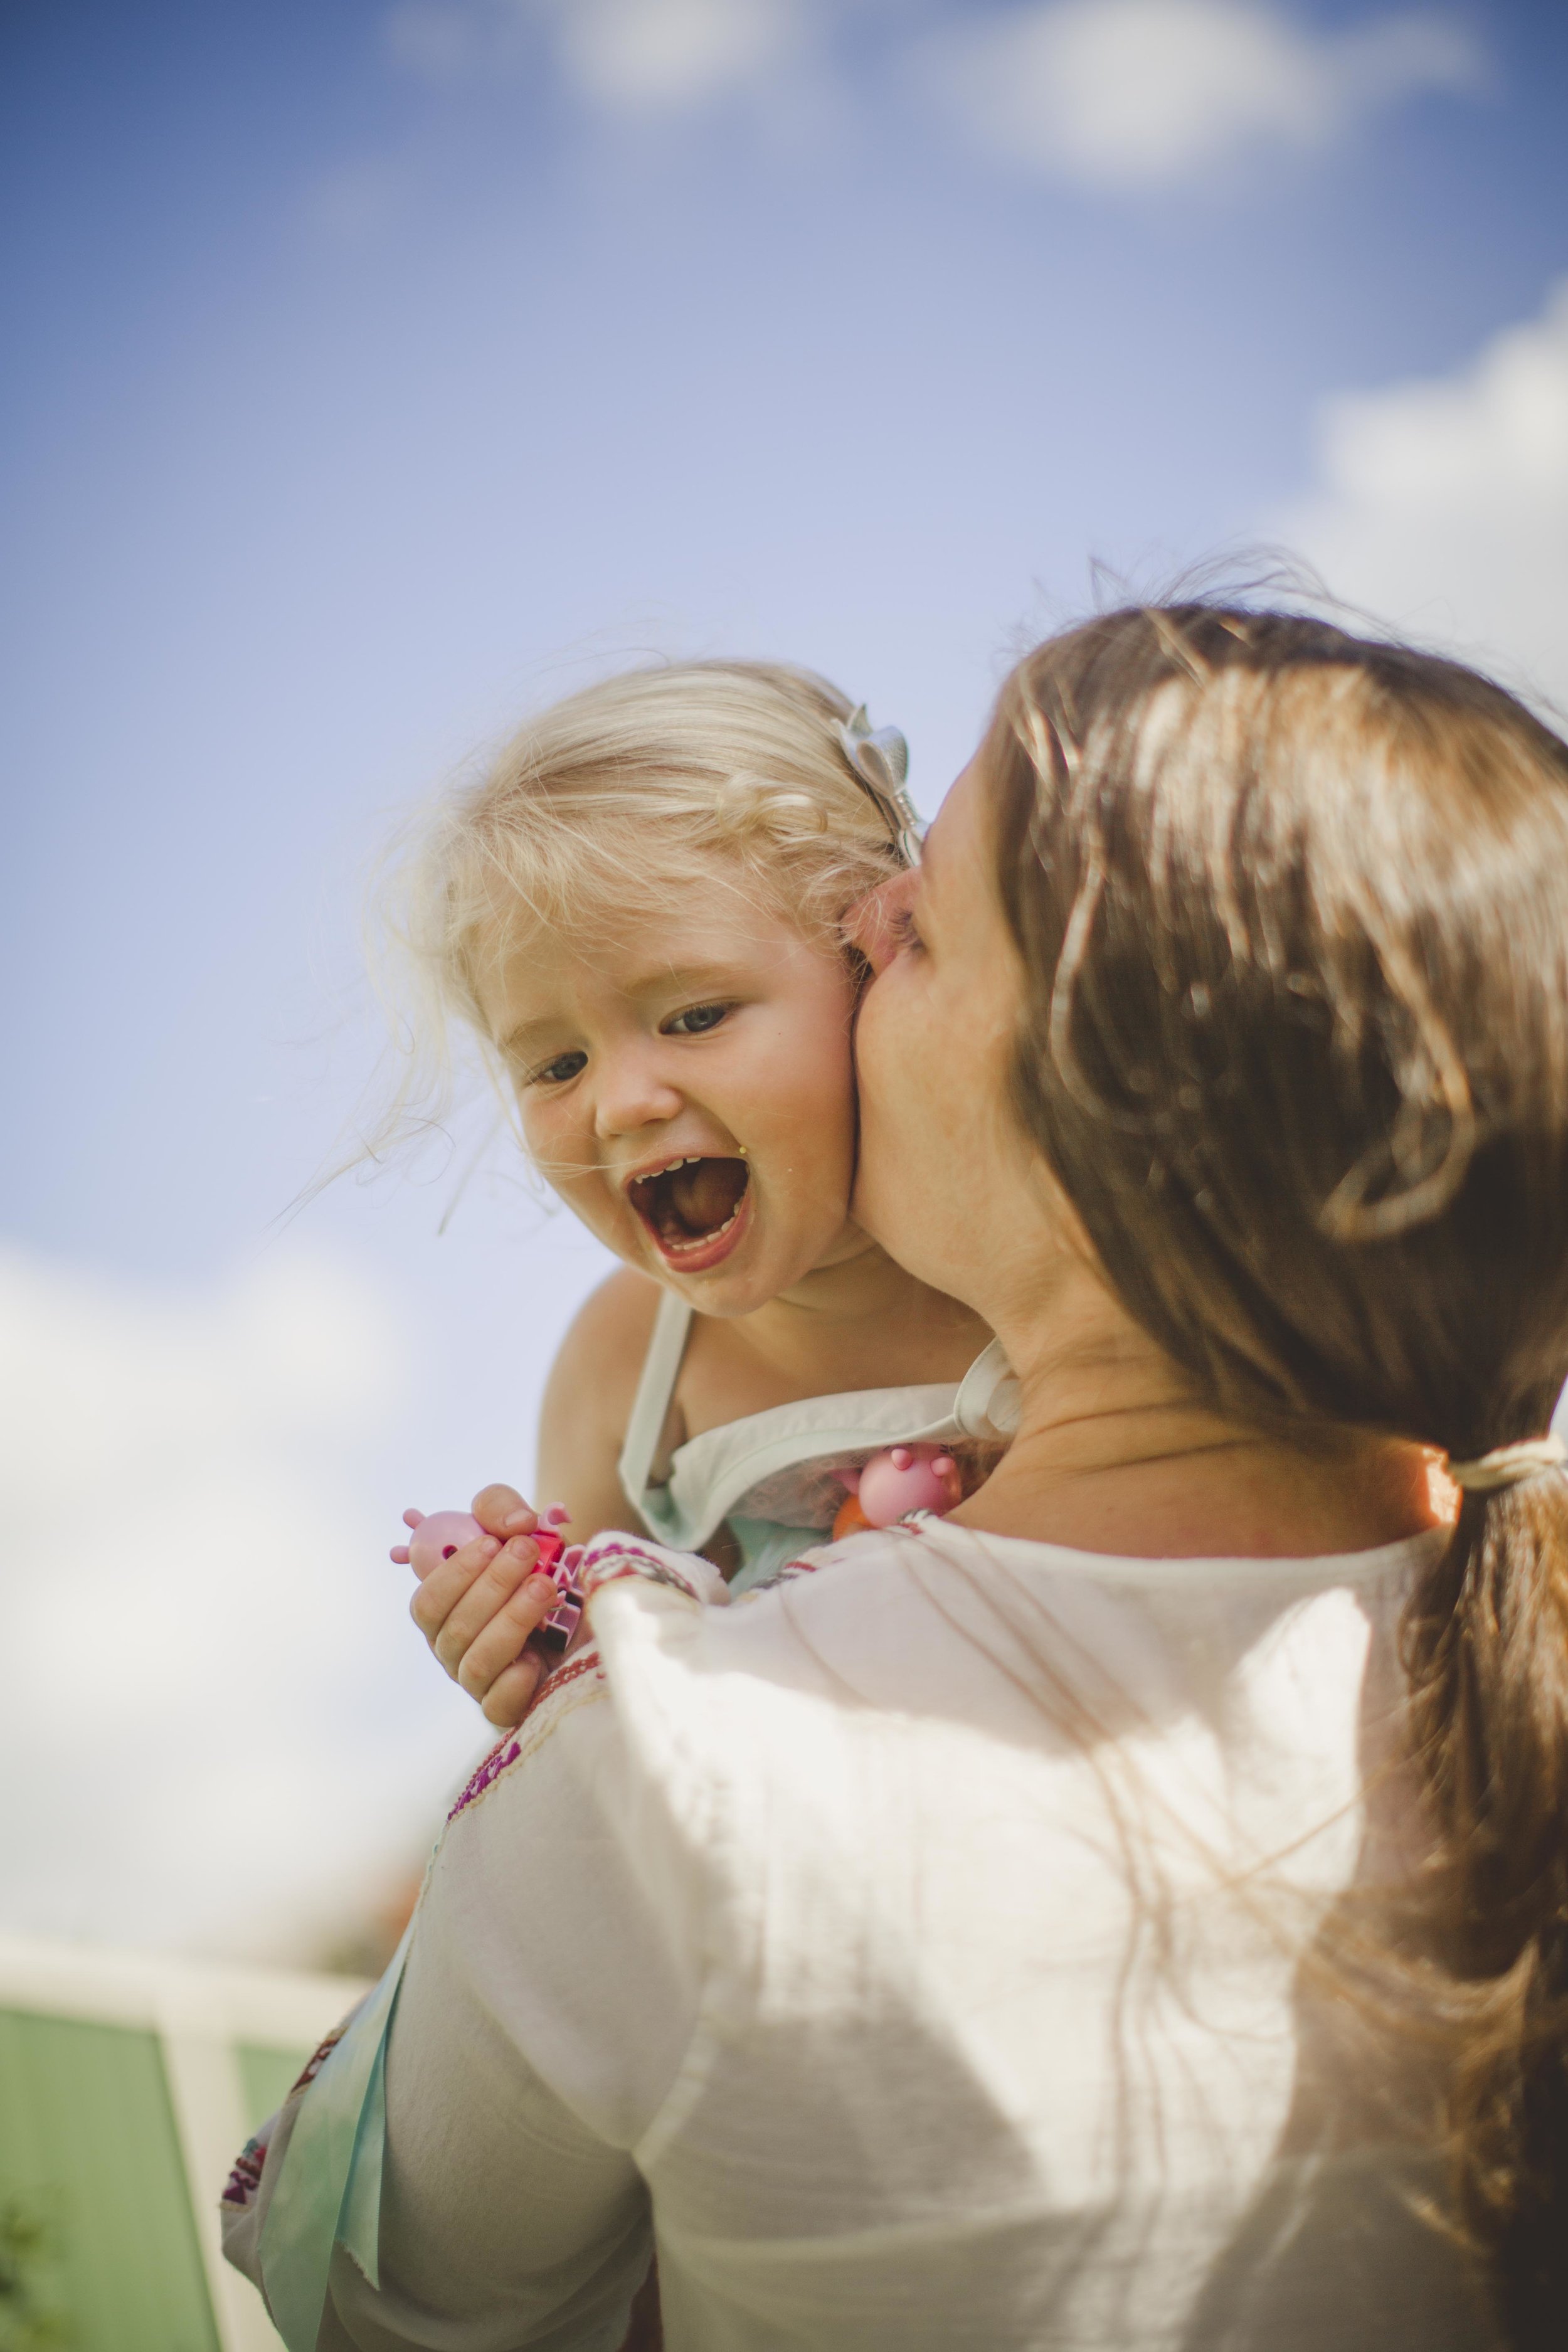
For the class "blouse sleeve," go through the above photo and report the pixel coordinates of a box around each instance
[322,1957,652,2349]
[319,1548,728,2348]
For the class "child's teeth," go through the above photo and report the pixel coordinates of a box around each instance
[665,1202,741,1254]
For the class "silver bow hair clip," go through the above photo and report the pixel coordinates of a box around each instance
[837,705,923,867]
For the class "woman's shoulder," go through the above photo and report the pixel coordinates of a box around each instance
[438,1534,849,1835]
[444,1518,1439,1860]
[578,1516,1443,1786]
[575,1523,999,1754]
[438,1537,738,1830]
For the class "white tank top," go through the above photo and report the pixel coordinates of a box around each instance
[617,1291,1020,1580]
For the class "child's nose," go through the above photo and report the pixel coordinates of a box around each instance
[846,872,913,976]
[593,1046,684,1138]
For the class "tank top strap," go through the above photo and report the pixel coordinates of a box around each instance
[618,1290,694,1515]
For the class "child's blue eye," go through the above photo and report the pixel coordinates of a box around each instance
[666,1003,731,1037]
[531,1050,587,1086]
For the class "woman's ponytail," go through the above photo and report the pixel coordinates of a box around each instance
[1404,1468,1568,2348]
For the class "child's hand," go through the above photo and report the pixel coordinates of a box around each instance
[407,1485,564,1728]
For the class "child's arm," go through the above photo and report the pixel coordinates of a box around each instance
[410,1271,667,1726]
[536,1267,667,1539]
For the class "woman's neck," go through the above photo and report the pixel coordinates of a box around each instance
[951,1278,1448,1561]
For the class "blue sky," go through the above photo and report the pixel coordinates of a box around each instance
[3,0,1565,1956]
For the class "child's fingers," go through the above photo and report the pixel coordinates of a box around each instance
[479,1651,548,1729]
[408,1528,502,1644]
[411,1530,534,1661]
[454,1575,559,1703]
[428,1539,544,1677]
[472,1483,534,1539]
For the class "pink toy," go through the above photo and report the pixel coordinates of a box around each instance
[832,1444,962,1540]
[391,1504,585,1650]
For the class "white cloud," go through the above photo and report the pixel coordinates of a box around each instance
[0,1244,483,1962]
[559,0,805,112]
[1276,277,1568,716]
[923,0,1483,190]
[386,0,810,112]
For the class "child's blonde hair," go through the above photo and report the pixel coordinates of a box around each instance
[368,659,912,1158]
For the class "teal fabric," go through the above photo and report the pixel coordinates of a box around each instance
[726,1517,824,1596]
[257,1922,410,2349]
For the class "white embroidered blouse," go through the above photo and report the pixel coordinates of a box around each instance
[225,1520,1500,2352]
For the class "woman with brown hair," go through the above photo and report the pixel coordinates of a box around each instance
[230,607,1566,2349]
[849,604,1568,2348]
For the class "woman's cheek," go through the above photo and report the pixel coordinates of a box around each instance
[852,968,908,1141]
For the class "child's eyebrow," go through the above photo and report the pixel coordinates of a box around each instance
[630,961,748,998]
[497,1016,562,1058]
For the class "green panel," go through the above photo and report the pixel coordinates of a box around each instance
[235,2044,310,2138]
[0,2008,220,2352]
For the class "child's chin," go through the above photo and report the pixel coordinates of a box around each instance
[661,1246,776,1314]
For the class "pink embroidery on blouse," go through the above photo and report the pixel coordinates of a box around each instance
[445,1645,605,1822]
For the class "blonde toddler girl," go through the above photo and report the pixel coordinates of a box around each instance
[388,660,1013,1722]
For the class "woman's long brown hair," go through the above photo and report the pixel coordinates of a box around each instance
[987,605,1568,2346]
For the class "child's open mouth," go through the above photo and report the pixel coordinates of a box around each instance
[628,1155,751,1271]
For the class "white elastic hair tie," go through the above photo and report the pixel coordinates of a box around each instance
[1446,1434,1568,1493]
